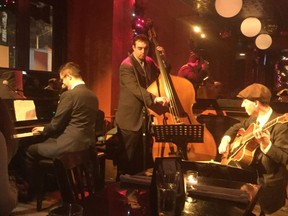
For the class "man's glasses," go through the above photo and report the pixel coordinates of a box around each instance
[60,74,69,83]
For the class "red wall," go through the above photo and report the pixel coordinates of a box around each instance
[66,0,288,119]
[66,0,114,117]
[66,0,135,120]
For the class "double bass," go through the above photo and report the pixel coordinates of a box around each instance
[147,26,217,161]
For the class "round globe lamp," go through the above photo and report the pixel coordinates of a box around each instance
[240,17,261,37]
[255,34,272,50]
[215,0,243,18]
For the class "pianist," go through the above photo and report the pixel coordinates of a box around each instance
[23,62,99,200]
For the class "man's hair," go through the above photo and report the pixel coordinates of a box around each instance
[59,62,82,78]
[188,51,200,63]
[132,34,150,46]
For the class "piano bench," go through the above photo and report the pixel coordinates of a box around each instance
[36,151,106,211]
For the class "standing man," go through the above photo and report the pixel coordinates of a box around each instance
[25,62,99,199]
[218,83,288,215]
[115,34,169,177]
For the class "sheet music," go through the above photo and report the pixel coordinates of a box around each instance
[13,100,37,121]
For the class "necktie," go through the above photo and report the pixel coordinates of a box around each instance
[140,61,145,70]
[140,61,147,76]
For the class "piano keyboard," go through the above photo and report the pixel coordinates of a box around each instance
[14,131,40,139]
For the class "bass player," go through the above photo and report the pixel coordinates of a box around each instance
[218,83,288,216]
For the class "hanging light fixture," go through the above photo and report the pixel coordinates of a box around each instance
[240,17,261,37]
[255,34,272,50]
[215,0,243,18]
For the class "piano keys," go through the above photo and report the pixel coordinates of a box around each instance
[4,98,57,140]
[13,131,40,139]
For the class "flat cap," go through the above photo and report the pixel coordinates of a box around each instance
[237,83,271,103]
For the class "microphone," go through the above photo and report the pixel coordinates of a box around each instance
[2,80,25,98]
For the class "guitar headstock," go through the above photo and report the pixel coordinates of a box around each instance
[277,113,288,124]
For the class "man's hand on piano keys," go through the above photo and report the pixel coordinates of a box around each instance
[32,126,44,134]
[13,128,43,139]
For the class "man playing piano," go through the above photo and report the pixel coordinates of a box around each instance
[24,62,99,200]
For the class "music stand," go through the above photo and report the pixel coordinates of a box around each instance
[152,124,204,160]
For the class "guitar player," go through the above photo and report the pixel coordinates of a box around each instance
[218,83,288,216]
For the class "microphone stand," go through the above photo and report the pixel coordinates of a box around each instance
[3,81,25,98]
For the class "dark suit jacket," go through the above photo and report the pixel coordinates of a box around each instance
[115,54,160,131]
[0,132,17,216]
[38,84,98,158]
[224,111,288,213]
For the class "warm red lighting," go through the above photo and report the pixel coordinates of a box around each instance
[280,31,288,37]
[219,30,231,39]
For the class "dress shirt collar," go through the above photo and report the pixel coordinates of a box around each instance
[257,108,272,126]
[133,54,145,66]
[71,81,85,90]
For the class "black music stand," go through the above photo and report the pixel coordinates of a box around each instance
[152,124,204,160]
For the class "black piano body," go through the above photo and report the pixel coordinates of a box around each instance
[1,69,59,175]
[1,68,59,138]
[5,97,58,184]
[4,98,58,139]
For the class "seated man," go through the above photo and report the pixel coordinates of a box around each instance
[24,62,99,199]
[218,83,288,215]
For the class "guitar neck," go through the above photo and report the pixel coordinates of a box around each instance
[243,115,282,142]
[227,113,288,166]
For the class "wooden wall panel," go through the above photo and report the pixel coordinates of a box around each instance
[66,0,288,119]
[66,0,135,120]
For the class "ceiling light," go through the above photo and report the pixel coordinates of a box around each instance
[215,0,243,18]
[255,34,272,50]
[193,26,201,33]
[240,17,261,37]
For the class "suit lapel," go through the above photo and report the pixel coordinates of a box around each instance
[130,55,150,86]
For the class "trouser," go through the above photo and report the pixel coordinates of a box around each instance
[117,128,144,176]
[22,144,51,201]
[258,180,287,215]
